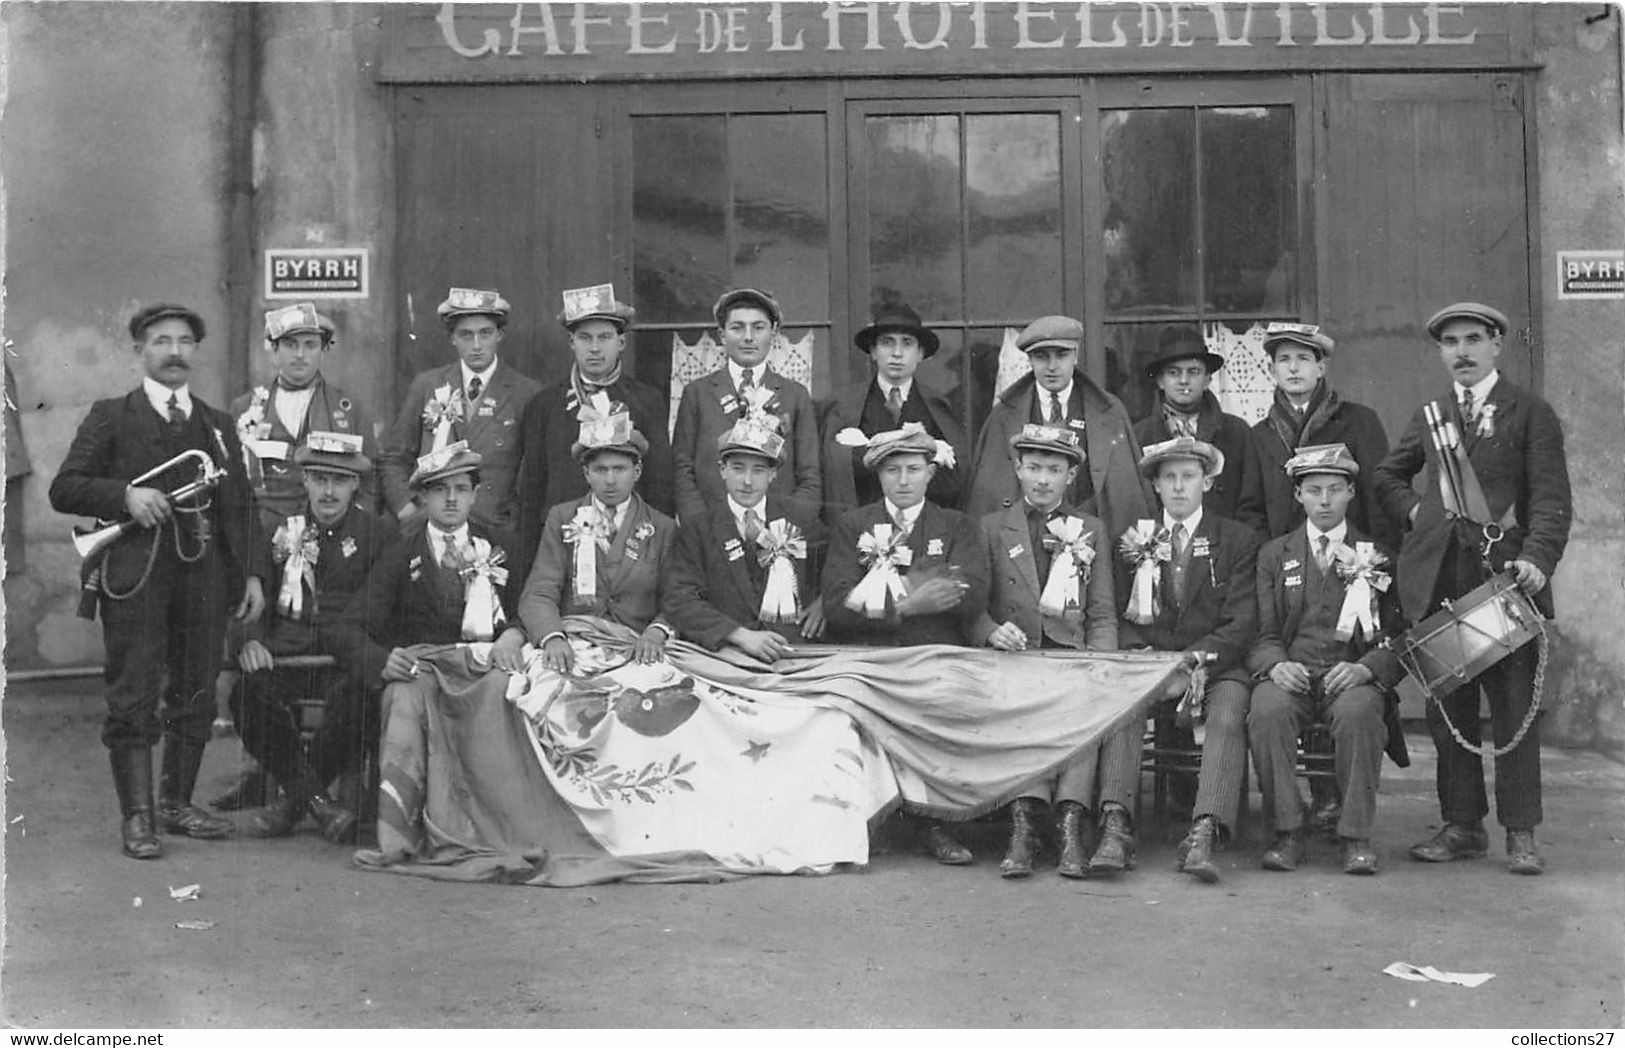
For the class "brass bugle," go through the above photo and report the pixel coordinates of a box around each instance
[71,450,224,559]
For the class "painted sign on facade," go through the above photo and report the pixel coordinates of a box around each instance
[382,2,1530,82]
[264,248,370,300]
[1557,250,1625,300]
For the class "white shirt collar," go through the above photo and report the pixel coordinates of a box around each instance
[884,499,924,531]
[1306,519,1348,550]
[728,496,768,532]
[272,383,317,437]
[1453,368,1499,403]
[1162,505,1203,537]
[592,496,628,531]
[877,377,913,404]
[1038,381,1074,420]
[143,377,191,419]
[727,360,766,391]
[427,522,470,562]
[460,360,497,393]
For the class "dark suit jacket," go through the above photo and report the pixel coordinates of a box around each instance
[822,500,989,647]
[1373,376,1572,620]
[1236,391,1398,550]
[229,375,380,518]
[966,371,1153,546]
[671,367,820,525]
[379,360,542,530]
[1114,511,1260,681]
[515,374,674,583]
[973,504,1117,651]
[1133,391,1251,522]
[663,496,827,649]
[336,521,522,684]
[518,494,677,643]
[50,389,265,605]
[248,502,396,656]
[819,378,968,523]
[1245,523,1404,688]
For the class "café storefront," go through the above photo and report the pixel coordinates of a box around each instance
[385,1,1539,436]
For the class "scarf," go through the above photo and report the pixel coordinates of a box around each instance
[566,363,625,415]
[1267,381,1341,454]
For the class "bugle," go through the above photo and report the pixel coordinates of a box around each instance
[71,449,224,560]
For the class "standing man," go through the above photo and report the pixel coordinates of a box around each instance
[231,303,379,525]
[380,288,541,533]
[966,315,1151,546]
[972,424,1138,881]
[232,432,395,842]
[1374,302,1572,875]
[1133,326,1250,521]
[672,287,819,526]
[50,303,267,859]
[517,287,673,584]
[1247,444,1405,876]
[1236,324,1397,550]
[820,302,967,523]
[665,416,827,661]
[1115,437,1260,884]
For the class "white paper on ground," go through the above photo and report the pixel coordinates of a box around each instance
[1383,961,1495,988]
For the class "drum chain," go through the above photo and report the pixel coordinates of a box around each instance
[1429,624,1548,760]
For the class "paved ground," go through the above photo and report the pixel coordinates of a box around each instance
[2,679,1622,1029]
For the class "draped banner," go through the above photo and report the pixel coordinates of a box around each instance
[357,618,1183,887]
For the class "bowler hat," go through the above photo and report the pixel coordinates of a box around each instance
[1425,301,1509,340]
[854,303,939,358]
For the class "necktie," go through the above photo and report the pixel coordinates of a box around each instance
[1172,521,1188,559]
[892,509,910,539]
[886,384,903,426]
[1316,534,1332,572]
[439,535,462,571]
[1459,388,1475,427]
[1049,392,1064,425]
[739,368,755,391]
[467,376,483,404]
[742,508,762,545]
[166,393,185,427]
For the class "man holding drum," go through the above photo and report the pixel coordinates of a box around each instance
[1374,302,1572,875]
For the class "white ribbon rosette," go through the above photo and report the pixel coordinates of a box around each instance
[1038,517,1096,619]
[271,514,320,620]
[452,536,509,642]
[1118,519,1172,625]
[738,384,778,422]
[562,505,614,602]
[236,386,271,477]
[421,383,467,451]
[1333,541,1391,642]
[845,523,913,619]
[756,517,807,624]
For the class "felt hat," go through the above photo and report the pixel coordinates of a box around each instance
[854,302,939,358]
[1143,325,1224,377]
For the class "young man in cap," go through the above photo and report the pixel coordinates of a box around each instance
[966,315,1151,546]
[519,413,677,676]
[819,302,967,523]
[665,416,827,661]
[1374,302,1572,875]
[1236,324,1397,550]
[50,303,267,858]
[517,288,674,583]
[1133,325,1251,520]
[1247,443,1406,876]
[231,303,379,526]
[380,288,541,533]
[822,424,990,865]
[672,287,820,526]
[973,424,1139,880]
[231,432,396,842]
[1115,436,1260,884]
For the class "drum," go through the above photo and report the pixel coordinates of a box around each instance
[1394,571,1544,699]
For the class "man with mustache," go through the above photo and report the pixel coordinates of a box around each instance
[1374,302,1572,875]
[50,303,267,859]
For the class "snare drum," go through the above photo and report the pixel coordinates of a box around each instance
[1394,571,1543,699]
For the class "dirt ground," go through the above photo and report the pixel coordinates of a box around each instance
[2,678,1621,1029]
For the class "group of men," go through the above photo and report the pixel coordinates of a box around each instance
[50,283,1570,887]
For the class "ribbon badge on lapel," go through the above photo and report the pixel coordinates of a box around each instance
[271,514,320,621]
[846,522,913,619]
[1118,519,1172,625]
[562,505,614,602]
[1332,541,1391,642]
[738,383,777,423]
[1039,517,1096,618]
[235,386,271,479]
[449,536,509,642]
[421,383,467,451]
[756,518,807,624]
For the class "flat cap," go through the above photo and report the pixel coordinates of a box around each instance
[294,430,371,477]
[1008,423,1085,465]
[1284,442,1358,481]
[410,440,483,488]
[716,415,785,464]
[130,304,205,342]
[571,411,650,463]
[1138,436,1226,480]
[437,287,510,322]
[264,302,335,342]
[1015,315,1083,354]
[713,287,783,329]
[1426,301,1509,340]
[558,283,635,332]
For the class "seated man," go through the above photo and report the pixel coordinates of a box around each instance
[973,424,1136,881]
[664,416,827,662]
[520,413,678,676]
[822,423,990,865]
[1248,445,1405,876]
[233,432,395,841]
[1115,437,1260,885]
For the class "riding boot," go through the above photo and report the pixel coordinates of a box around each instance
[1056,800,1090,879]
[109,747,161,860]
[999,798,1043,879]
[157,738,236,839]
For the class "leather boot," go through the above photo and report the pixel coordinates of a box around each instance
[1179,814,1221,883]
[999,798,1043,879]
[1056,800,1089,879]
[208,767,274,811]
[1088,804,1135,876]
[156,739,236,839]
[250,779,307,838]
[109,748,161,860]
[308,790,359,844]
[918,819,973,866]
